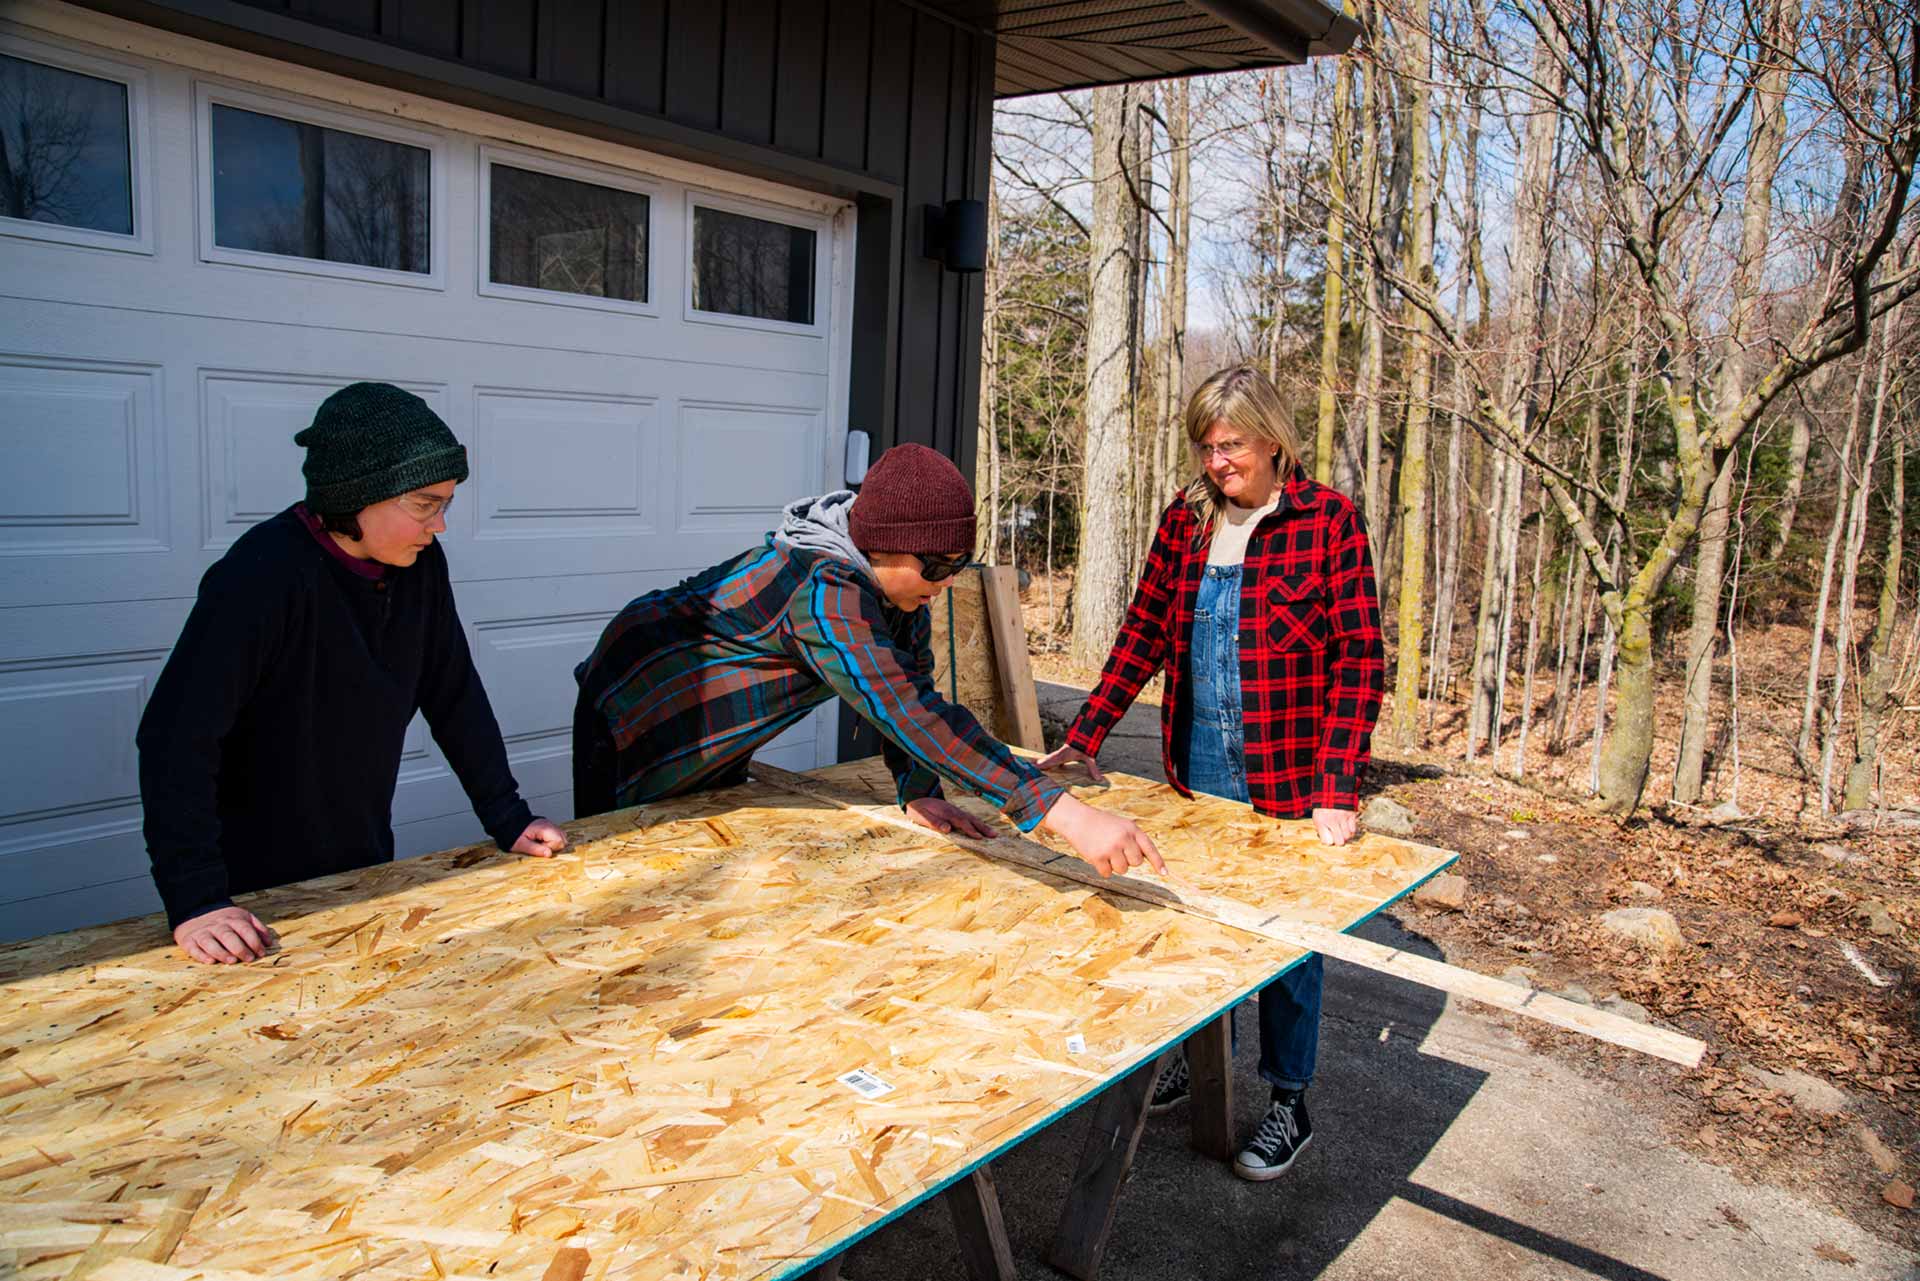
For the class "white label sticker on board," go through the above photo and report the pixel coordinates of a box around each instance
[838,1068,895,1099]
[1066,1034,1087,1055]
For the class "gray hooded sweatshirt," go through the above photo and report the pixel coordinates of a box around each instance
[773,491,874,583]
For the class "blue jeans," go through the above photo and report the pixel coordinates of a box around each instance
[1185,564,1322,1093]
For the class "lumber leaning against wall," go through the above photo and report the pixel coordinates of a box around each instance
[927,565,1046,752]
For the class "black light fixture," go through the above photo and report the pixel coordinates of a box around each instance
[923,198,988,273]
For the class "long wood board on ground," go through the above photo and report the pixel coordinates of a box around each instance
[0,759,1458,1280]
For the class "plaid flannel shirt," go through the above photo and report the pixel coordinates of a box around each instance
[1064,469,1384,817]
[575,538,1066,829]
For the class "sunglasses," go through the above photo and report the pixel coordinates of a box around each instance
[914,551,974,582]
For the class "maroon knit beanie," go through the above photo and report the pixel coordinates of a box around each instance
[849,444,975,555]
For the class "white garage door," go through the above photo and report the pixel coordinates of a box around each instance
[0,23,854,940]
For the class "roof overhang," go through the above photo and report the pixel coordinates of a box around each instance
[916,0,1360,97]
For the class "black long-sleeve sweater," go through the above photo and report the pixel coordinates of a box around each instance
[136,507,533,927]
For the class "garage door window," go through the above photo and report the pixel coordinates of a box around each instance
[0,37,148,254]
[202,88,437,285]
[690,203,816,328]
[483,150,652,313]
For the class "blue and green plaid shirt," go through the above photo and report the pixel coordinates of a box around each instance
[575,537,1065,829]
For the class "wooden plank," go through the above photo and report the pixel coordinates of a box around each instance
[1283,922,1707,1068]
[0,758,1459,1280]
[748,763,1707,1068]
[1045,1058,1159,1281]
[978,566,1046,752]
[1185,1012,1233,1162]
[943,1165,1015,1281]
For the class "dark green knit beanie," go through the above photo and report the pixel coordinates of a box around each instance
[295,382,470,514]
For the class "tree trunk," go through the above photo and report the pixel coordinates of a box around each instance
[1161,81,1192,502]
[1845,432,1905,810]
[1316,53,1354,486]
[1072,84,1142,669]
[1597,594,1657,812]
[1798,357,1870,771]
[1671,451,1737,803]
[1392,11,1433,750]
[1821,311,1895,813]
[1356,54,1385,536]
[1769,403,1815,559]
[977,187,1002,563]
[1589,325,1641,795]
[1671,0,1796,805]
[1515,508,1549,776]
[1466,451,1513,757]
[1466,29,1560,758]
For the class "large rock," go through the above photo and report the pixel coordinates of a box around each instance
[1362,796,1416,837]
[1851,901,1898,937]
[1599,907,1687,953]
[1741,1065,1852,1118]
[1413,873,1467,912]
[1599,995,1652,1024]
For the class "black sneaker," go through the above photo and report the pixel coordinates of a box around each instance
[1148,1054,1190,1115]
[1233,1090,1312,1181]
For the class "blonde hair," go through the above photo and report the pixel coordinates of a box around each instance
[1181,366,1306,541]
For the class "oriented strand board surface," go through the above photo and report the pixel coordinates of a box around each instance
[0,760,1454,1281]
[926,567,1044,750]
[927,569,1003,734]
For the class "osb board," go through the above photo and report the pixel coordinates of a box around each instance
[0,759,1454,1281]
[927,567,1039,750]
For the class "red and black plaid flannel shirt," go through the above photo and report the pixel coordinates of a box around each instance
[1064,469,1385,817]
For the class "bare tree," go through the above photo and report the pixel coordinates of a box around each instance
[1073,84,1145,668]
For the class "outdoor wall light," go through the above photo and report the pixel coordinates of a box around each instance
[923,199,988,273]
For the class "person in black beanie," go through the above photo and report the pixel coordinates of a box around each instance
[571,444,1167,878]
[138,382,567,965]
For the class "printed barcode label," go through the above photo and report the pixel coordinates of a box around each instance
[838,1068,894,1099]
[1065,1034,1087,1055]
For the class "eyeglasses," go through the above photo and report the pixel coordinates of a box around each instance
[914,551,974,582]
[396,491,456,523]
[1194,438,1256,462]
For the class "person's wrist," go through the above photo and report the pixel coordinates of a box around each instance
[1040,793,1083,835]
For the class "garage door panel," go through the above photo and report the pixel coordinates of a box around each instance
[0,876,162,948]
[0,356,167,555]
[0,666,149,822]
[202,371,451,550]
[470,388,660,539]
[0,651,158,915]
[676,400,826,534]
[468,610,606,745]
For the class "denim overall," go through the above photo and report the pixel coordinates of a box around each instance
[1186,563,1323,1093]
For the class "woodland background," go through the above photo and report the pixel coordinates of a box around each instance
[976,0,1920,826]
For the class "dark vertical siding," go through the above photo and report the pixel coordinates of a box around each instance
[459,0,535,77]
[386,0,461,56]
[663,0,725,130]
[774,0,826,157]
[819,0,872,171]
[602,0,668,115]
[891,14,950,455]
[863,0,913,183]
[720,0,777,144]
[538,0,605,97]
[297,0,379,31]
[954,29,995,489]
